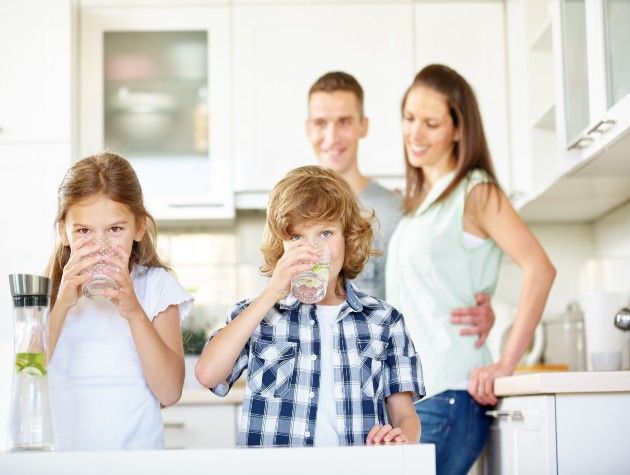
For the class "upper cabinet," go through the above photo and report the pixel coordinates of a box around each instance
[413,2,510,193]
[79,6,233,223]
[506,0,630,222]
[231,3,414,195]
[0,0,72,143]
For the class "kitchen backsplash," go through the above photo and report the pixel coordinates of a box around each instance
[157,210,268,334]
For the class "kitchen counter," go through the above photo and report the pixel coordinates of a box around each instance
[0,443,435,475]
[494,370,630,396]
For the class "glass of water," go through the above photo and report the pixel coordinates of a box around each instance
[290,237,331,304]
[82,236,118,301]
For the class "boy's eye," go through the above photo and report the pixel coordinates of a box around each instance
[320,230,333,238]
[290,235,301,241]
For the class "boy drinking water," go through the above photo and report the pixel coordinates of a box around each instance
[196,165,424,447]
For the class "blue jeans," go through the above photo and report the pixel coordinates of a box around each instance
[417,390,491,475]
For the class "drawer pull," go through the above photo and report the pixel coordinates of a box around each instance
[568,136,593,150]
[164,422,186,429]
[486,410,523,420]
[586,119,616,135]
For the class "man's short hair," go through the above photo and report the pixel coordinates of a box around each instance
[308,71,364,116]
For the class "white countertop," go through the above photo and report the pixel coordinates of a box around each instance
[0,444,435,475]
[494,370,630,396]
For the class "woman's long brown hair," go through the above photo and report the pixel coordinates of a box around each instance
[401,64,500,214]
[46,152,169,305]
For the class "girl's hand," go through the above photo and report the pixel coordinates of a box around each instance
[100,243,144,321]
[468,361,513,406]
[55,236,101,310]
[366,424,409,444]
[265,241,318,301]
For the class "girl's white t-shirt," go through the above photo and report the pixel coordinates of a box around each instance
[314,303,344,447]
[48,266,193,451]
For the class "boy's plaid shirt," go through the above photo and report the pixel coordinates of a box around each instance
[210,281,425,447]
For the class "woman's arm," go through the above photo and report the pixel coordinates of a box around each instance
[466,184,556,405]
[367,392,420,444]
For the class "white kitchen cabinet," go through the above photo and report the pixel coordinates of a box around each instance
[486,395,557,474]
[232,3,414,193]
[0,0,72,143]
[506,0,630,222]
[79,6,234,223]
[486,391,630,474]
[413,2,511,194]
[162,403,239,449]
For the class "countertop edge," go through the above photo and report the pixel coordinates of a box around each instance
[494,371,630,397]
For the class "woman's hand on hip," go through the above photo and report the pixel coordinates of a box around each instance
[450,293,495,348]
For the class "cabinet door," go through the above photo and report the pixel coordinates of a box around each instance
[555,393,630,475]
[162,404,238,449]
[414,2,510,193]
[486,395,557,475]
[232,3,414,192]
[80,7,233,221]
[0,0,72,143]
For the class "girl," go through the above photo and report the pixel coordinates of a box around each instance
[386,65,556,474]
[46,152,193,450]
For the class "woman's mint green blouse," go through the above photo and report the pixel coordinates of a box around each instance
[386,169,503,398]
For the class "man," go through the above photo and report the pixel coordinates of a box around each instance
[305,71,495,345]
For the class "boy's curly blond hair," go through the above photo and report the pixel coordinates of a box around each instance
[260,166,377,282]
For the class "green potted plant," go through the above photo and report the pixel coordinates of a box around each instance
[182,326,207,389]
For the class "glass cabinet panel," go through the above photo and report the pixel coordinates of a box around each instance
[560,0,590,144]
[104,31,208,157]
[603,0,630,108]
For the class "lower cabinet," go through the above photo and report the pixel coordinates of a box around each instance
[162,403,240,449]
[486,393,630,474]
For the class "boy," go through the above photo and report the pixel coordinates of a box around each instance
[196,165,424,447]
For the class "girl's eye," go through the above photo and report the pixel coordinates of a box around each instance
[111,226,123,233]
[76,228,90,234]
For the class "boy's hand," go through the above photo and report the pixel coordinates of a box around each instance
[366,424,409,444]
[56,236,100,310]
[266,241,318,301]
[450,292,495,348]
[101,243,144,321]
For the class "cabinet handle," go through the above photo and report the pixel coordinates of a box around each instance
[486,410,524,420]
[164,422,186,429]
[568,136,594,150]
[586,119,616,136]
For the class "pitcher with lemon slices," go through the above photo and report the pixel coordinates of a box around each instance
[8,274,54,451]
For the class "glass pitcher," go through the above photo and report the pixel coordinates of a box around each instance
[8,274,54,451]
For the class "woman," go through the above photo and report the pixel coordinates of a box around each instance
[386,64,555,474]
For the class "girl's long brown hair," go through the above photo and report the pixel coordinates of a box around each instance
[46,152,169,305]
[401,64,500,214]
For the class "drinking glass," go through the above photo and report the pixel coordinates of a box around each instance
[82,237,118,300]
[290,237,331,304]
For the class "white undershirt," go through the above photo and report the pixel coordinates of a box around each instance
[314,303,344,446]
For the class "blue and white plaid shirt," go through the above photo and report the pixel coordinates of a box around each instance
[210,281,425,447]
